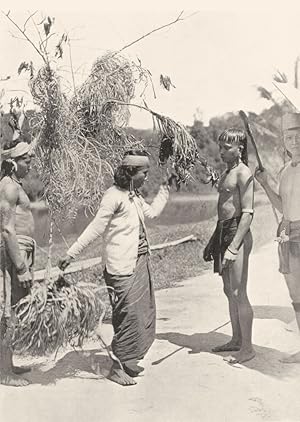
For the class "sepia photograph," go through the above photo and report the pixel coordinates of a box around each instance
[1,0,300,420]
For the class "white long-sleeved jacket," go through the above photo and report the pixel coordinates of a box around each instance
[67,184,169,275]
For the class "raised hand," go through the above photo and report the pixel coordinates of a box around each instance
[254,166,268,186]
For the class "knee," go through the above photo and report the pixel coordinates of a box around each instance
[223,284,232,298]
[287,288,300,303]
[232,288,249,304]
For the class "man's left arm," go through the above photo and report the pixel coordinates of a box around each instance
[140,182,170,219]
[228,167,254,254]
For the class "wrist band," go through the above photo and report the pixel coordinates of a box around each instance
[227,247,238,255]
[242,208,254,214]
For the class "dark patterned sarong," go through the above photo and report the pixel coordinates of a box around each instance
[205,216,241,275]
[104,253,156,364]
[277,219,300,274]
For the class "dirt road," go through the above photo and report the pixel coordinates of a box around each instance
[1,242,300,422]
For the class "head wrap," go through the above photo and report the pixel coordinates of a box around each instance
[282,113,300,131]
[0,142,31,161]
[121,155,150,167]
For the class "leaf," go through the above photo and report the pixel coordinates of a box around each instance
[160,74,176,91]
[44,22,50,36]
[55,33,68,59]
[257,86,273,102]
[273,70,288,84]
[18,61,30,75]
[55,44,63,59]
[30,61,34,79]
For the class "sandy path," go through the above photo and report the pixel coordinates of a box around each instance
[1,242,300,422]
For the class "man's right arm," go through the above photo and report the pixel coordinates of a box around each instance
[65,189,118,259]
[1,183,28,274]
[255,168,283,213]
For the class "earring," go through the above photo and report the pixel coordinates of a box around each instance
[129,179,134,199]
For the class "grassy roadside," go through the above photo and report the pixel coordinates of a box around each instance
[22,198,279,349]
[34,198,279,292]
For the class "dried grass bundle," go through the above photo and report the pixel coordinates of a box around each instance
[29,54,144,221]
[12,277,107,356]
[76,52,149,134]
[30,65,65,150]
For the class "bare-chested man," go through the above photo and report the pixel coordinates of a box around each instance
[0,140,35,386]
[255,112,300,364]
[204,128,255,364]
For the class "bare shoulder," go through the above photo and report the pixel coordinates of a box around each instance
[237,163,253,180]
[0,177,19,205]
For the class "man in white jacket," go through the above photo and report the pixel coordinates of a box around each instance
[59,150,175,385]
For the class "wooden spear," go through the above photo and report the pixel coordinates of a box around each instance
[239,110,279,224]
[239,110,264,171]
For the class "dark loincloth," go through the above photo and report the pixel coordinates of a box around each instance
[205,216,241,275]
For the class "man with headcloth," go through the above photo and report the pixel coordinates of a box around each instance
[0,140,35,386]
[255,112,300,363]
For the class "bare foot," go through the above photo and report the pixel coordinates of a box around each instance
[0,373,30,387]
[280,351,300,364]
[107,367,137,386]
[13,366,31,375]
[212,341,241,353]
[123,362,144,378]
[224,349,256,364]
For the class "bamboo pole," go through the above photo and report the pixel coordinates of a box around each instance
[34,234,198,281]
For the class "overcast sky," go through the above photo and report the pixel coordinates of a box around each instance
[1,0,300,127]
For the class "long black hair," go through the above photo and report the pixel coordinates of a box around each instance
[114,149,149,189]
[218,128,248,166]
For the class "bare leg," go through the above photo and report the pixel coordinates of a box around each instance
[294,311,300,332]
[224,233,255,364]
[0,317,29,387]
[212,270,241,352]
[280,257,300,363]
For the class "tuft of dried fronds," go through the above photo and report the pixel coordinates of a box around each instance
[76,52,149,134]
[29,53,145,221]
[12,277,107,356]
[155,112,199,184]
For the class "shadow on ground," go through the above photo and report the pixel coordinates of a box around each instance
[156,304,300,380]
[26,349,112,385]
[23,306,297,385]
